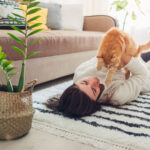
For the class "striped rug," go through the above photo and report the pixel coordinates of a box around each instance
[32,81,150,150]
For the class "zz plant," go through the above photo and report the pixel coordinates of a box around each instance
[0,0,43,92]
[0,46,16,92]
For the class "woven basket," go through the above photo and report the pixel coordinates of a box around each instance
[0,80,37,140]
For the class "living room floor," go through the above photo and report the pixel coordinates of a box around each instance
[0,75,101,150]
[1,128,100,150]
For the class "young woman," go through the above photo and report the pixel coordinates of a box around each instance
[46,51,150,117]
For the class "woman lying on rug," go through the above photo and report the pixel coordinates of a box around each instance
[46,51,150,117]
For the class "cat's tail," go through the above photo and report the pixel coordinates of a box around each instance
[135,41,150,57]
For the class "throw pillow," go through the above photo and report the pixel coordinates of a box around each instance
[39,2,84,30]
[39,2,62,30]
[0,0,25,29]
[19,4,49,30]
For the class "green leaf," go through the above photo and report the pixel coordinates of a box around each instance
[27,8,41,15]
[5,65,16,72]
[0,59,6,66]
[8,72,17,77]
[0,46,2,53]
[28,29,42,37]
[27,51,40,58]
[11,46,25,56]
[112,0,121,5]
[27,2,40,9]
[20,2,28,5]
[0,52,14,92]
[2,60,13,69]
[14,8,23,11]
[27,15,41,23]
[12,13,25,19]
[116,5,123,11]
[9,25,25,35]
[23,0,30,1]
[0,53,6,61]
[134,0,141,9]
[122,0,128,7]
[29,23,42,29]
[112,0,128,11]
[8,16,24,25]
[28,38,42,47]
[132,11,136,20]
[8,33,25,46]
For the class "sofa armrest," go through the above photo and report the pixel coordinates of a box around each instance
[83,15,117,32]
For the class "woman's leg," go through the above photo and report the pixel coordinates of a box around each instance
[141,51,150,62]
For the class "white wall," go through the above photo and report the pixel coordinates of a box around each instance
[93,0,109,15]
[38,0,82,4]
[83,0,109,16]
[38,0,110,16]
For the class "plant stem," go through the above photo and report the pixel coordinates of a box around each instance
[5,73,14,92]
[1,67,14,92]
[17,3,28,92]
[17,61,25,92]
[122,11,128,31]
[24,2,28,60]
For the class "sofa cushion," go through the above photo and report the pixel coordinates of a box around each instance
[39,2,84,30]
[0,30,104,60]
[19,4,49,30]
[38,2,62,30]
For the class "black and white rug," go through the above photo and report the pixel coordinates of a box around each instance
[32,79,150,150]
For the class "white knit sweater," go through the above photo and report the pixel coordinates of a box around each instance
[73,57,150,105]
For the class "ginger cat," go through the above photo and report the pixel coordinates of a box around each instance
[97,27,150,85]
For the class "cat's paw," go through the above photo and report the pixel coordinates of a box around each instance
[97,57,104,71]
[97,65,102,70]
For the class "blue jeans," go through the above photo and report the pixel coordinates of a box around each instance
[141,52,150,62]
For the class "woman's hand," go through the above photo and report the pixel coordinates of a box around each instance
[121,52,132,65]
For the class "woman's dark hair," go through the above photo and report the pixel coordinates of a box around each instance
[46,84,101,117]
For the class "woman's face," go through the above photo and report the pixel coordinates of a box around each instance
[75,77,104,101]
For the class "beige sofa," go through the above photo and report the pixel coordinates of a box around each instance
[0,15,116,86]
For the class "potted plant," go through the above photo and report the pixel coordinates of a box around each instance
[110,0,143,30]
[0,0,43,140]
